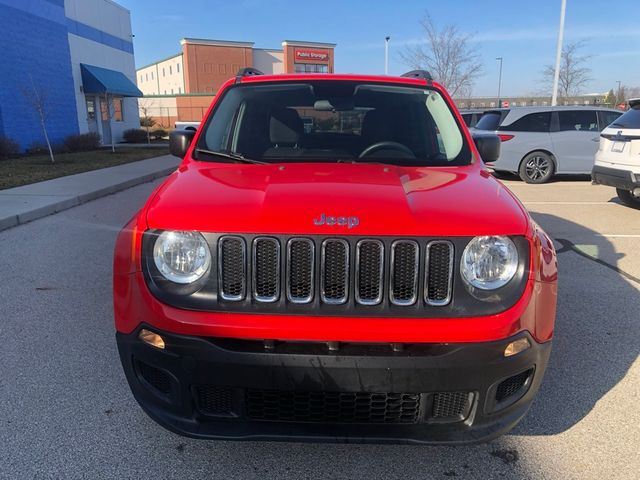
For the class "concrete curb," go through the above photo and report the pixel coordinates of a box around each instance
[0,162,177,232]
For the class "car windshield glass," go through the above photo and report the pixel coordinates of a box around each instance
[196,81,471,166]
[610,105,640,129]
[474,111,503,131]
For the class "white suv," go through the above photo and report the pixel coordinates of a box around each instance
[592,99,640,209]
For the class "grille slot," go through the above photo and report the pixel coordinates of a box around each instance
[425,241,454,306]
[194,385,235,416]
[218,236,246,301]
[431,392,473,420]
[321,239,349,304]
[355,240,384,305]
[287,238,315,303]
[496,369,533,403]
[252,237,280,302]
[246,389,421,424]
[138,361,171,395]
[390,240,419,305]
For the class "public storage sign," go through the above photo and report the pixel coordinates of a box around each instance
[294,48,329,62]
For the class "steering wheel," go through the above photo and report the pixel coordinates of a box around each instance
[358,141,415,159]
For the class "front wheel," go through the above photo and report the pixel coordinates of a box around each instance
[519,152,554,184]
[616,188,640,209]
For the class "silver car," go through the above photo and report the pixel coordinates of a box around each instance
[474,106,622,183]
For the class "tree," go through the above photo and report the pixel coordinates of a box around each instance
[399,15,482,98]
[542,40,592,100]
[22,75,55,163]
[139,98,157,144]
[604,89,616,107]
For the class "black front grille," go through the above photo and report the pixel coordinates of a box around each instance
[194,385,235,416]
[496,369,533,403]
[138,361,171,394]
[432,392,473,420]
[321,239,349,304]
[390,241,419,305]
[207,235,461,312]
[425,241,454,305]
[246,389,421,424]
[252,238,280,302]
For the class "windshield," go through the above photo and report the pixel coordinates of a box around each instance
[196,81,471,166]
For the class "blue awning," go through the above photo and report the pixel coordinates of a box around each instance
[80,63,142,97]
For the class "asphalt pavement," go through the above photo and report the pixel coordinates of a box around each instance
[0,175,638,479]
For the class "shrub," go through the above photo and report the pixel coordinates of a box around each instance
[151,128,168,140]
[123,128,148,143]
[0,136,20,159]
[64,132,101,152]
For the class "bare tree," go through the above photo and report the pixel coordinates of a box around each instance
[542,41,592,100]
[138,98,156,144]
[399,15,482,98]
[22,75,55,163]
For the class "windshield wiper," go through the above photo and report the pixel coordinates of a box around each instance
[194,148,266,165]
[610,123,627,128]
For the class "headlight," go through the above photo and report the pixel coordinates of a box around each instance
[153,230,211,284]
[461,236,518,290]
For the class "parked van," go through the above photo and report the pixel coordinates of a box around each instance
[475,106,622,183]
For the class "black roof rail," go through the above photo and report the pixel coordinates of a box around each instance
[235,67,264,83]
[401,70,433,81]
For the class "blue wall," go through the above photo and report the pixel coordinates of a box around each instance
[0,0,79,150]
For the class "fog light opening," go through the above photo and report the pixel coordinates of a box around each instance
[504,337,530,357]
[139,329,165,349]
[632,187,640,197]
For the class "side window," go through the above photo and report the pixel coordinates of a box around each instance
[501,112,551,132]
[598,110,623,130]
[557,110,598,132]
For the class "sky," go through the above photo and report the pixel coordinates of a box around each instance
[118,0,640,97]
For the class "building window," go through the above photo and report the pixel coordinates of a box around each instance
[294,63,329,73]
[145,73,148,81]
[171,88,174,94]
[177,63,180,73]
[178,87,182,94]
[140,75,143,83]
[100,97,123,121]
[169,65,172,75]
[163,68,165,77]
[151,71,154,80]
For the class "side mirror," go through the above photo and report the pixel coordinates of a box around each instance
[471,132,501,162]
[169,130,196,158]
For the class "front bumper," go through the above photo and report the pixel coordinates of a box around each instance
[592,165,640,190]
[117,327,551,444]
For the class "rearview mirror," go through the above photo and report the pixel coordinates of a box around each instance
[471,132,501,162]
[169,130,196,158]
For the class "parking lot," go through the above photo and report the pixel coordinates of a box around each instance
[0,175,638,480]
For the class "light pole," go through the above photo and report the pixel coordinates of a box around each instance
[551,0,567,106]
[384,36,390,75]
[496,57,503,108]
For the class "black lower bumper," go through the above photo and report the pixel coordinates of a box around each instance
[116,327,551,444]
[592,165,640,190]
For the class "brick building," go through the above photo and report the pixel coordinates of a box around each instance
[136,38,336,128]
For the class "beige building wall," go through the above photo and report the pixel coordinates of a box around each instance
[253,49,284,74]
[136,54,184,95]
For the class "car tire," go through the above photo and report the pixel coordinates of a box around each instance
[616,188,640,209]
[519,152,554,184]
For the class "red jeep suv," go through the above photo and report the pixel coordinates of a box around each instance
[113,69,557,444]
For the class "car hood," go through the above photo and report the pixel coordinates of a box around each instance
[145,162,529,236]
